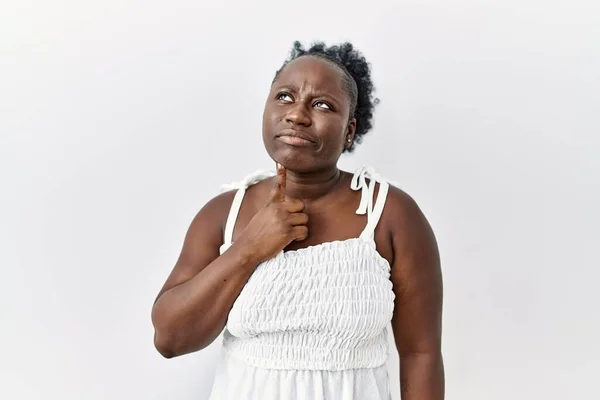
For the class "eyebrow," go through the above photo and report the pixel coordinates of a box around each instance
[273,84,343,106]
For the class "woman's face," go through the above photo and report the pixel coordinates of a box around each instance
[262,56,356,173]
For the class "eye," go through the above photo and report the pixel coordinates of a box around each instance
[276,92,293,102]
[314,101,333,111]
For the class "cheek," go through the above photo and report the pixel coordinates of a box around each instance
[263,107,281,131]
[262,111,275,140]
[271,112,281,126]
[317,119,347,150]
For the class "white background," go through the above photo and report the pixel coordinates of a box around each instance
[1,1,599,399]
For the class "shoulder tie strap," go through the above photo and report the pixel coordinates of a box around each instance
[350,166,390,240]
[219,169,276,254]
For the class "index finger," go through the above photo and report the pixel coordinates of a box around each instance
[275,163,286,202]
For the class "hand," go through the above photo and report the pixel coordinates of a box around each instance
[236,164,308,263]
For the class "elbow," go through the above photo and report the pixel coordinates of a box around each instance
[154,332,177,359]
[151,306,179,359]
[153,328,208,359]
[151,318,202,359]
[151,305,216,358]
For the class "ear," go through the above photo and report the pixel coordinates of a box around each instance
[344,118,357,149]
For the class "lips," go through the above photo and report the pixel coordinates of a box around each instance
[276,129,316,144]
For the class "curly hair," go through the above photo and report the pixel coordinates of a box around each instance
[273,41,378,153]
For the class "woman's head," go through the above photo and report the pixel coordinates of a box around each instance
[262,41,378,172]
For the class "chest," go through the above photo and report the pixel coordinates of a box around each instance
[225,240,396,340]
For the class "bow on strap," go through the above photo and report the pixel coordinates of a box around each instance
[350,166,383,216]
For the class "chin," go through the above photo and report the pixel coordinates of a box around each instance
[267,147,316,173]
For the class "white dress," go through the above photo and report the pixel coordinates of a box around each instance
[208,166,396,400]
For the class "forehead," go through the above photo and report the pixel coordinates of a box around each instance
[274,56,346,95]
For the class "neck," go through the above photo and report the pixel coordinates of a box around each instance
[284,167,342,201]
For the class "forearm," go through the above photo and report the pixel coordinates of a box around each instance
[151,241,259,357]
[400,351,445,400]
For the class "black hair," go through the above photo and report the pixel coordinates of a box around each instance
[273,41,378,153]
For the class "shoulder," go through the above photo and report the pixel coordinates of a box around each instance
[383,184,423,226]
[203,189,238,214]
[187,189,237,239]
[381,183,438,256]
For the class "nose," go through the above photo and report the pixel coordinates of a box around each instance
[285,103,312,127]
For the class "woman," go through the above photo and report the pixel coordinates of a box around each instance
[151,41,444,399]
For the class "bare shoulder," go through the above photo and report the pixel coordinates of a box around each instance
[382,184,427,231]
[189,189,238,236]
[381,184,439,266]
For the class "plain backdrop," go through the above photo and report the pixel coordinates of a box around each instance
[1,1,599,399]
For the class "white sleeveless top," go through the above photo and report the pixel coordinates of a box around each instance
[208,166,396,400]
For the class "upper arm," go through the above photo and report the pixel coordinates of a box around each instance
[388,188,443,356]
[154,191,235,302]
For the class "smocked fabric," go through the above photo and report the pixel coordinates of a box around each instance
[208,166,395,400]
